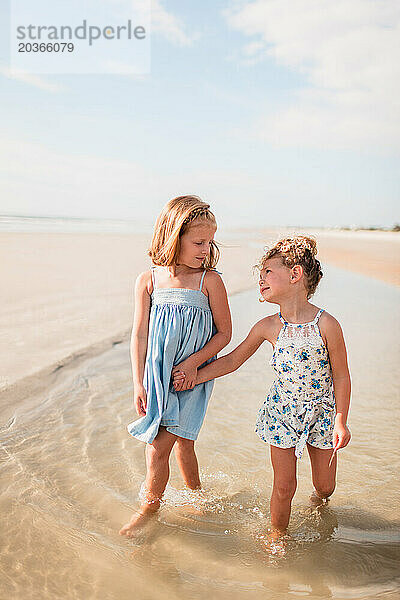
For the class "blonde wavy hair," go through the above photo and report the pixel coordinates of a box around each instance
[256,235,323,299]
[149,195,220,268]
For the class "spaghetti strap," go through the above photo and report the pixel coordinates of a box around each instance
[150,266,156,290]
[199,269,207,291]
[279,312,287,325]
[312,309,324,324]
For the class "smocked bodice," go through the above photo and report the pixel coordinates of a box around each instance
[151,288,211,311]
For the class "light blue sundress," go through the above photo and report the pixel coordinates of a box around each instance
[127,267,217,444]
[255,309,336,458]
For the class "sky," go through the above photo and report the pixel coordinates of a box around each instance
[0,0,399,228]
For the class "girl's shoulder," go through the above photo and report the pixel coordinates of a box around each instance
[204,267,223,281]
[253,313,282,344]
[135,269,154,296]
[318,310,342,330]
[202,268,225,293]
[318,310,345,342]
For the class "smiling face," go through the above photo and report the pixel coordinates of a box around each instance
[177,220,217,268]
[259,256,297,303]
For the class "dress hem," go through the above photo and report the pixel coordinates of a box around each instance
[126,423,199,443]
[255,430,333,451]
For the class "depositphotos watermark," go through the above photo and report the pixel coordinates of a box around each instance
[16,20,146,47]
[10,0,151,74]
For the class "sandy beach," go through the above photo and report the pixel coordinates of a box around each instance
[1,225,399,600]
[1,228,399,396]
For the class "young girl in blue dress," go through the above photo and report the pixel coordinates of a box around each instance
[120,196,232,537]
[173,236,351,549]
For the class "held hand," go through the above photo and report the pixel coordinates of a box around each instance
[134,383,147,416]
[172,360,197,391]
[172,369,186,391]
[172,370,195,391]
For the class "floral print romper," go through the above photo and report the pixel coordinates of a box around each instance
[255,309,335,458]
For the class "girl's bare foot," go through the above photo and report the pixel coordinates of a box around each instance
[262,527,287,555]
[119,506,157,538]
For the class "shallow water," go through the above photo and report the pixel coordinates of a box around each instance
[1,265,399,600]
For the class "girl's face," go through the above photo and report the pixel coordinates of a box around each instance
[259,257,293,303]
[177,221,217,268]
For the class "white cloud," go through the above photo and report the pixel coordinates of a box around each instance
[224,0,400,150]
[151,0,195,46]
[0,66,64,93]
[107,0,195,46]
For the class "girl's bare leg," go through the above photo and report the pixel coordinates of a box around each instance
[269,446,297,533]
[119,427,177,537]
[174,437,201,490]
[307,444,337,506]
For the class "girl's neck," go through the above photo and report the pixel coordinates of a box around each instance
[166,264,200,277]
[278,297,316,324]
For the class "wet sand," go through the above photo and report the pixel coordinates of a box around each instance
[308,229,400,287]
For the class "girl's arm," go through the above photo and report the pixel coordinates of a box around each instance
[321,313,351,449]
[130,271,151,415]
[173,317,273,388]
[173,272,232,389]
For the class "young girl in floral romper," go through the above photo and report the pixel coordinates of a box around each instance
[173,236,351,549]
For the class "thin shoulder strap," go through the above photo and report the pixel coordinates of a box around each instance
[278,312,287,325]
[150,266,156,290]
[312,309,324,324]
[199,269,207,291]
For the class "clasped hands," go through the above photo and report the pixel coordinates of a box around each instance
[171,358,198,391]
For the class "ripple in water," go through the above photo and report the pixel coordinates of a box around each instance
[1,269,400,599]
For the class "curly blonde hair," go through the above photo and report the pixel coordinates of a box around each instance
[257,235,323,298]
[149,195,219,268]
